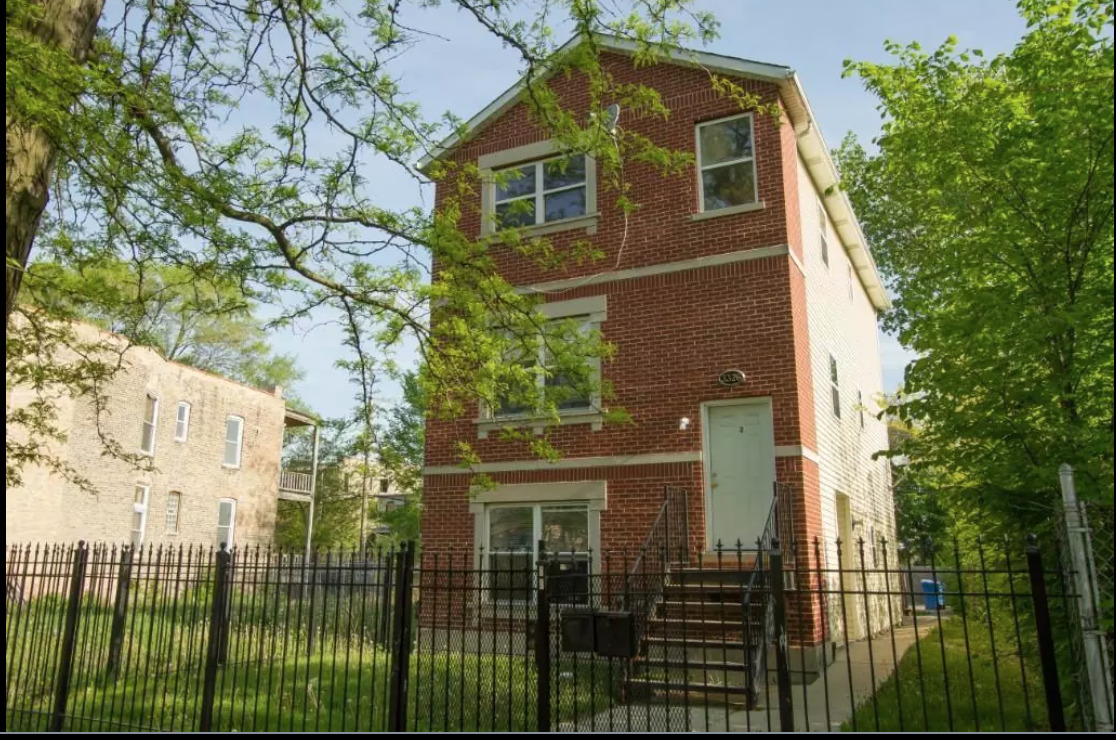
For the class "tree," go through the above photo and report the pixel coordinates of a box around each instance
[376,370,425,542]
[838,0,1114,535]
[6,1,766,483]
[274,418,364,551]
[26,257,302,392]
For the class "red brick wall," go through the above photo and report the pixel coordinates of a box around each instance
[423,52,820,580]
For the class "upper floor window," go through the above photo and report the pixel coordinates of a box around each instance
[696,113,757,212]
[494,154,587,229]
[140,395,158,455]
[857,390,865,429]
[174,402,191,442]
[379,478,390,494]
[819,199,830,267]
[224,416,244,468]
[847,263,855,301]
[829,355,841,419]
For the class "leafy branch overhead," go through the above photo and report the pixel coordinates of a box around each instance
[7,0,773,477]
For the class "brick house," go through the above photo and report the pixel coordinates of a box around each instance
[418,36,895,666]
[6,320,320,550]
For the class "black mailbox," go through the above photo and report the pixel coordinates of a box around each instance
[594,611,635,658]
[560,609,595,652]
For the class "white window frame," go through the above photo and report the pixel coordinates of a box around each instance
[829,355,842,419]
[695,112,759,214]
[478,140,598,237]
[847,263,855,301]
[492,154,588,230]
[216,498,237,549]
[131,485,150,547]
[483,501,593,604]
[140,394,159,455]
[174,402,191,442]
[223,415,244,468]
[819,199,830,267]
[478,295,607,436]
[165,491,181,534]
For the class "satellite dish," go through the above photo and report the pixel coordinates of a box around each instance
[603,103,620,135]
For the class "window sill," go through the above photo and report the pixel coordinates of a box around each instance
[475,408,604,439]
[690,200,765,222]
[482,213,599,240]
[222,463,242,471]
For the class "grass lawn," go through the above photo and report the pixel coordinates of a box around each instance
[7,645,615,732]
[843,618,1050,732]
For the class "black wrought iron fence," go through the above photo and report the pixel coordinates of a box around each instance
[4,530,1090,733]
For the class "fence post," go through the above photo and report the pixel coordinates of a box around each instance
[1059,464,1115,732]
[535,547,552,732]
[1026,535,1066,732]
[199,545,231,732]
[387,542,416,732]
[49,542,88,732]
[105,545,134,677]
[770,539,794,732]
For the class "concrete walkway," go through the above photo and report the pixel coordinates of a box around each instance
[556,618,941,732]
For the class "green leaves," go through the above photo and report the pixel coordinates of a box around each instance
[839,0,1114,534]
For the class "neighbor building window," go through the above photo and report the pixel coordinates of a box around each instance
[131,485,150,547]
[140,394,158,455]
[857,390,865,429]
[216,498,236,549]
[379,478,390,494]
[224,416,244,467]
[829,355,841,419]
[174,402,191,442]
[819,199,830,267]
[696,113,758,212]
[166,491,181,533]
[486,503,590,602]
[493,154,587,229]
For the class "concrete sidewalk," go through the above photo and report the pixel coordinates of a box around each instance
[556,618,940,732]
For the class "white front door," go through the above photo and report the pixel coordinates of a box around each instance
[705,400,776,550]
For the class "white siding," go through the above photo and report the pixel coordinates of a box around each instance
[798,154,896,637]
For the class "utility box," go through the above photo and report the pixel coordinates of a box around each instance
[594,611,635,658]
[560,609,595,652]
[559,609,634,657]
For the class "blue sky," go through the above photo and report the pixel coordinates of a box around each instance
[269,0,1029,419]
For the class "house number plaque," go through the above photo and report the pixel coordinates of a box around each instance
[718,369,745,387]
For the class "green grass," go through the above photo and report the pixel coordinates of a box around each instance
[843,618,1050,732]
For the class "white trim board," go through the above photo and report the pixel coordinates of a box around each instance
[519,244,791,294]
[424,451,701,476]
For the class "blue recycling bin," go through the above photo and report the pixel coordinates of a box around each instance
[920,579,945,610]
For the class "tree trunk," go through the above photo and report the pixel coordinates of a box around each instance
[5,0,106,327]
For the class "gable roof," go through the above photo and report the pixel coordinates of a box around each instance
[418,34,889,311]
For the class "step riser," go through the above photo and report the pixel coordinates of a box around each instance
[624,682,756,708]
[657,603,763,621]
[646,643,750,666]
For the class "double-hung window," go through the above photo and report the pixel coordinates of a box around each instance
[493,154,587,230]
[140,394,158,455]
[216,498,236,549]
[486,503,590,603]
[224,416,244,467]
[166,492,181,533]
[486,296,606,425]
[174,402,191,442]
[819,199,830,267]
[131,485,150,547]
[696,113,758,212]
[830,355,841,419]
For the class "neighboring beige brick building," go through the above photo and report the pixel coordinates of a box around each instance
[6,320,318,549]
